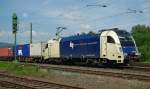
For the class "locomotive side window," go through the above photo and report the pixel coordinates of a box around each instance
[45,44,48,48]
[107,36,115,43]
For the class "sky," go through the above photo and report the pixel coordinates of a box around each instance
[0,0,150,44]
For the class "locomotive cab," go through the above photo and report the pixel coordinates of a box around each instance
[100,28,140,65]
[116,30,140,63]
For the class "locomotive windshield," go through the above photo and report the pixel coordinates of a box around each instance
[115,30,135,47]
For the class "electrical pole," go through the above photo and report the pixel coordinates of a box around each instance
[12,13,18,62]
[30,23,32,44]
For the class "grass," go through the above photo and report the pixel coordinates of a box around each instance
[0,61,48,78]
[141,60,150,64]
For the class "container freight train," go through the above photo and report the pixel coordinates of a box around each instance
[15,43,46,62]
[0,28,140,65]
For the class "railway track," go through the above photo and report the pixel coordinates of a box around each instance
[0,72,84,89]
[21,63,150,81]
[131,62,150,67]
[124,66,150,72]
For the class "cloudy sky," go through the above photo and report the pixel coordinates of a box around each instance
[0,0,150,44]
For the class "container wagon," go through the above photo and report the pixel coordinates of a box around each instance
[15,44,30,61]
[0,48,13,61]
[30,43,46,62]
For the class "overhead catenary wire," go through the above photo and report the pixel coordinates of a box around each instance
[84,6,150,31]
[60,0,149,33]
[80,0,150,23]
[41,0,150,33]
[69,0,150,29]
[86,4,107,7]
[87,4,150,24]
[89,9,150,31]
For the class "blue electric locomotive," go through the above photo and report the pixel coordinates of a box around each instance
[59,28,140,65]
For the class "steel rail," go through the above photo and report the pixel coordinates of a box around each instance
[0,72,84,89]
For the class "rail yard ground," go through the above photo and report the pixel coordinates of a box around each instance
[0,61,149,89]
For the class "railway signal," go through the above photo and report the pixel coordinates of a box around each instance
[12,13,18,34]
[12,13,19,62]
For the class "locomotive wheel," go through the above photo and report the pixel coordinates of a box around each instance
[86,59,93,65]
[101,59,108,64]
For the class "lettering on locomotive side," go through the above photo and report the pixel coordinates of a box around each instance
[69,42,74,49]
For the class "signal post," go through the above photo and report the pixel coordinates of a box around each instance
[12,13,18,61]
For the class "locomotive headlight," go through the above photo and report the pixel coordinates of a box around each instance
[135,52,141,56]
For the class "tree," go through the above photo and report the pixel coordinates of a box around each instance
[131,24,150,61]
[88,31,96,35]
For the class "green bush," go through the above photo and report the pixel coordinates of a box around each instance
[132,24,150,62]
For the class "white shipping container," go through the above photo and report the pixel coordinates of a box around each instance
[30,43,46,57]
